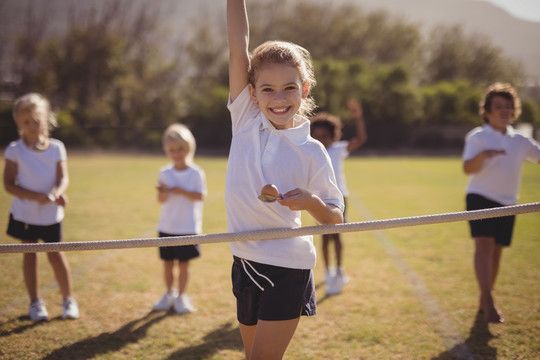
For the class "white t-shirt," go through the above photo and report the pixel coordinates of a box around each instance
[326,141,350,196]
[4,139,67,225]
[225,86,344,269]
[157,163,206,235]
[463,124,540,205]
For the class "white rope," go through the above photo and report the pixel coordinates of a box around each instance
[1,202,538,254]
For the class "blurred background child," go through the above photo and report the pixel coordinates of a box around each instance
[310,99,367,295]
[3,93,79,321]
[463,82,540,323]
[152,123,206,314]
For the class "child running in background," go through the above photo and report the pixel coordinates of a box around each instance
[310,99,367,295]
[226,0,344,358]
[152,123,206,314]
[3,93,79,321]
[463,82,540,323]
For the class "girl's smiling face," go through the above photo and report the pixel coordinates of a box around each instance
[485,95,515,133]
[249,62,309,129]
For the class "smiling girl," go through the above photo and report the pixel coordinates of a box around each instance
[226,0,344,358]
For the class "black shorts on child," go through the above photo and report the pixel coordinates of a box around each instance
[231,256,316,326]
[158,232,200,261]
[7,213,62,243]
[466,194,515,247]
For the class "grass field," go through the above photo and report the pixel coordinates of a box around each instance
[0,154,539,360]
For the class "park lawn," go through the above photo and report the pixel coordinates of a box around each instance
[0,154,538,359]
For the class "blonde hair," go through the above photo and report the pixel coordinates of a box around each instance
[12,93,57,136]
[479,82,522,123]
[249,40,317,117]
[162,123,196,164]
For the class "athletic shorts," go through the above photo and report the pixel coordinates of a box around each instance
[466,194,515,247]
[231,256,316,326]
[6,213,62,243]
[158,232,200,261]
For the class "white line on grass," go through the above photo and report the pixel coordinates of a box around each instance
[349,194,475,360]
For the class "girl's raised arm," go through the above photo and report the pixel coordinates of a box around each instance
[227,0,250,102]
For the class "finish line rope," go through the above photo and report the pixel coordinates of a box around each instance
[1,202,539,254]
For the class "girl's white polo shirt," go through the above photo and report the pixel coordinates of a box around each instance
[4,139,66,225]
[225,86,344,270]
[463,124,540,205]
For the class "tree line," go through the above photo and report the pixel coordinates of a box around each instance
[0,0,538,150]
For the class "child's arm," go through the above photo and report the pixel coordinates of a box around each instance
[3,159,54,204]
[157,183,169,203]
[227,0,250,102]
[278,188,343,225]
[346,99,367,153]
[50,160,69,206]
[463,150,506,174]
[168,187,204,201]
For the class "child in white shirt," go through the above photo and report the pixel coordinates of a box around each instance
[3,93,79,321]
[227,0,344,358]
[463,82,540,323]
[152,124,206,314]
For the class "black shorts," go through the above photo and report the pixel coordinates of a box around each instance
[6,214,62,243]
[231,256,316,326]
[158,232,200,261]
[466,194,515,247]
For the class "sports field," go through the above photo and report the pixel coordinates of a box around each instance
[0,154,539,359]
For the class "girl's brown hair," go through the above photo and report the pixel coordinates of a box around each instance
[249,40,317,117]
[479,82,522,123]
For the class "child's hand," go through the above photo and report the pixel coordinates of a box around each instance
[279,188,343,225]
[38,193,52,205]
[484,149,506,158]
[57,193,69,207]
[347,99,363,118]
[278,188,315,211]
[157,183,169,192]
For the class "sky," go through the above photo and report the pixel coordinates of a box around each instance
[482,0,540,23]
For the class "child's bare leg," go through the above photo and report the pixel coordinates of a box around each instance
[491,245,503,289]
[322,235,331,269]
[474,237,502,323]
[163,260,174,292]
[239,323,256,360]
[47,251,72,299]
[249,318,300,360]
[23,250,39,301]
[333,234,343,270]
[178,261,189,295]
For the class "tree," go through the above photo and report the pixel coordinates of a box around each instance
[424,25,524,87]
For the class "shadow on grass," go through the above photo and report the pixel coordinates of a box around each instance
[432,310,497,360]
[0,315,51,337]
[41,311,169,360]
[165,321,243,359]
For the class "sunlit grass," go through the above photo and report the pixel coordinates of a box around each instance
[0,154,538,359]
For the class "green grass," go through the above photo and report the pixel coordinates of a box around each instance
[0,154,539,359]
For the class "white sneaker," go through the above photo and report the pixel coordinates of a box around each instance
[324,267,336,284]
[337,267,350,285]
[326,273,346,296]
[153,292,177,311]
[29,299,48,321]
[174,294,196,314]
[62,297,80,319]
